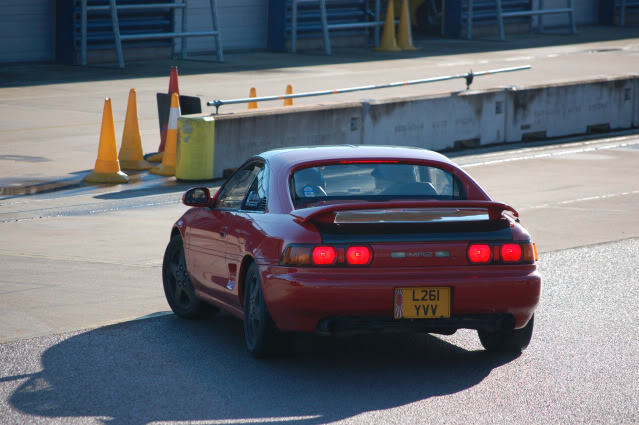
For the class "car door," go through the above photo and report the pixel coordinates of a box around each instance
[186,161,264,306]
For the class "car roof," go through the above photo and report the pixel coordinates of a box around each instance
[257,145,457,169]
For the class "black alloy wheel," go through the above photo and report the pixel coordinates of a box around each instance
[162,234,215,319]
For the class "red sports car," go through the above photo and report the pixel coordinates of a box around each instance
[163,146,541,358]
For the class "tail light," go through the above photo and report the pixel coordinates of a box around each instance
[281,244,373,266]
[468,244,492,264]
[312,246,337,265]
[468,242,536,265]
[346,246,372,265]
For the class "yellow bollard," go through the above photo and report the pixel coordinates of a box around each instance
[397,0,417,51]
[84,98,129,184]
[150,93,180,176]
[375,0,401,52]
[248,87,258,109]
[284,84,293,106]
[119,89,154,170]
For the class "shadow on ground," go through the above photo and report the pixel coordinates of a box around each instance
[5,313,517,425]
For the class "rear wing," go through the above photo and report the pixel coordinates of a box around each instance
[290,201,519,224]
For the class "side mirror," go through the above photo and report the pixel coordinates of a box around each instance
[182,187,212,207]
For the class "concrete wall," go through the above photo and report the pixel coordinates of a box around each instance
[178,75,639,179]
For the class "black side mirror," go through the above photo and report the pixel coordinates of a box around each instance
[182,187,212,207]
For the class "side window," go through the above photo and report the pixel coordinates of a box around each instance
[243,166,268,211]
[215,163,263,210]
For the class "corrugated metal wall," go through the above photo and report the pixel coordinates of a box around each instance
[0,0,56,62]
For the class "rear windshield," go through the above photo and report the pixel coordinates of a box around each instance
[290,162,465,207]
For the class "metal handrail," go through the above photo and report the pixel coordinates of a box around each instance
[206,65,531,114]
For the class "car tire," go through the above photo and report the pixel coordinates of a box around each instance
[162,234,217,319]
[243,262,283,358]
[478,314,535,353]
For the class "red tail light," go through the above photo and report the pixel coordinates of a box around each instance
[281,244,373,266]
[468,244,492,263]
[312,246,337,265]
[467,242,536,265]
[501,244,523,262]
[346,246,372,265]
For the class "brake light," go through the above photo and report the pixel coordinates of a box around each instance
[468,242,536,265]
[501,244,523,262]
[346,246,372,265]
[468,244,492,263]
[281,244,373,266]
[312,246,337,265]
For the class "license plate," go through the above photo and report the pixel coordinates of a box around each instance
[394,287,451,319]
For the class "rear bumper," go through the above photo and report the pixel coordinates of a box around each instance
[316,314,516,336]
[261,265,541,333]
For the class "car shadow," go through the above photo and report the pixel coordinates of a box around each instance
[7,313,518,425]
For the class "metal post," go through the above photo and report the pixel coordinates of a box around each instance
[81,0,88,66]
[467,0,473,40]
[109,0,125,68]
[291,0,298,53]
[320,0,331,55]
[568,0,576,34]
[181,0,187,59]
[538,0,544,33]
[211,0,223,61]
[374,0,381,46]
[496,0,505,41]
[621,0,626,26]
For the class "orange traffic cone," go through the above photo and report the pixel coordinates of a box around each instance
[84,98,129,184]
[119,89,153,170]
[284,84,293,106]
[150,93,180,176]
[375,0,401,52]
[148,66,179,162]
[248,87,257,109]
[397,0,417,51]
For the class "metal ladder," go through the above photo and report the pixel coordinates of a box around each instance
[80,0,223,68]
[466,0,576,41]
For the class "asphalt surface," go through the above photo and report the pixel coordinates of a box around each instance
[1,239,637,425]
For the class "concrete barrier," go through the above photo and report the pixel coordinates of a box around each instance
[505,76,636,142]
[176,76,638,180]
[362,89,507,151]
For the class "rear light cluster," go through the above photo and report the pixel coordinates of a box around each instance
[281,245,373,266]
[467,242,538,264]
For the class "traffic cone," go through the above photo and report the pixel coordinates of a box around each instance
[284,84,293,106]
[119,89,153,170]
[150,92,180,176]
[375,0,401,52]
[397,0,417,51]
[148,66,179,162]
[84,98,129,184]
[248,87,257,109]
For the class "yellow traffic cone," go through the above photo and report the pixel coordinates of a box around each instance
[119,89,153,170]
[150,93,180,176]
[375,0,401,52]
[284,84,293,106]
[248,87,257,109]
[397,0,417,51]
[84,98,129,184]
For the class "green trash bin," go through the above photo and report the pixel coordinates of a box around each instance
[176,114,215,180]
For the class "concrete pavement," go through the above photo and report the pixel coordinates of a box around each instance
[1,25,638,195]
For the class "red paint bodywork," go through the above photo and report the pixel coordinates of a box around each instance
[171,146,541,333]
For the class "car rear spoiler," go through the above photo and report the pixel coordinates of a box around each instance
[290,201,519,224]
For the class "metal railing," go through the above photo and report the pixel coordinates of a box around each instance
[206,65,531,114]
[80,0,223,68]
[466,0,576,41]
[290,0,383,55]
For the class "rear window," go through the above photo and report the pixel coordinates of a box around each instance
[290,162,465,207]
